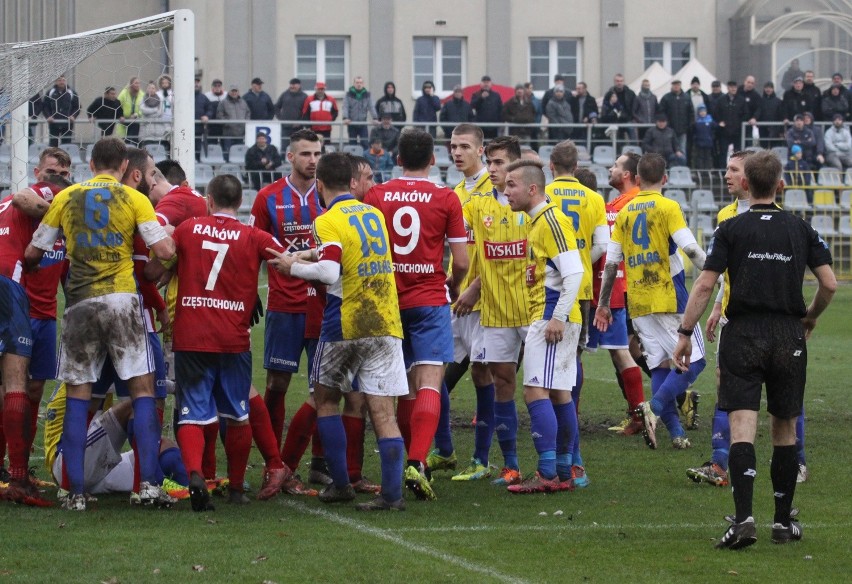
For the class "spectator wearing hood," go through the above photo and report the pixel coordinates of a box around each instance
[413,80,442,138]
[544,85,573,141]
[343,76,376,149]
[824,113,852,170]
[692,104,716,170]
[784,143,812,186]
[440,85,474,137]
[375,81,406,123]
[819,84,849,122]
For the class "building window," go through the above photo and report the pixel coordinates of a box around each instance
[529,39,581,93]
[295,37,348,92]
[412,37,464,96]
[643,39,694,73]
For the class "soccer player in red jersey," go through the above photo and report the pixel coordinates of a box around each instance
[249,129,324,456]
[589,152,647,435]
[0,147,71,486]
[363,129,468,499]
[0,175,68,504]
[148,174,290,511]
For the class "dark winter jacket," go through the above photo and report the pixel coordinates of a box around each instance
[659,90,694,135]
[242,90,275,120]
[440,97,474,135]
[375,82,407,123]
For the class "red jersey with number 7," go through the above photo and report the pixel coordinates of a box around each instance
[172,213,285,353]
[363,177,466,310]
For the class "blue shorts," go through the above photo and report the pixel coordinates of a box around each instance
[175,351,251,423]
[264,311,308,372]
[0,276,33,358]
[306,338,319,390]
[587,307,629,351]
[29,318,57,380]
[92,332,167,399]
[401,305,453,368]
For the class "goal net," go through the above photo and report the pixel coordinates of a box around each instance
[0,10,195,192]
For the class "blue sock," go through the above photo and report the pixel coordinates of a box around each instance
[473,383,495,465]
[649,367,669,408]
[796,407,806,465]
[377,436,404,503]
[685,358,706,385]
[433,382,454,457]
[527,399,557,479]
[649,368,685,438]
[159,446,189,485]
[494,400,518,470]
[316,415,349,487]
[711,405,730,469]
[126,417,135,443]
[571,355,584,407]
[553,402,576,479]
[131,396,162,484]
[63,397,90,494]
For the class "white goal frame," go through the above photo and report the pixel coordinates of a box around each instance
[4,9,196,189]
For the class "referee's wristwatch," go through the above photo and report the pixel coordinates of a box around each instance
[677,326,693,337]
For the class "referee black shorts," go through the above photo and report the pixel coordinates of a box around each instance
[717,314,807,419]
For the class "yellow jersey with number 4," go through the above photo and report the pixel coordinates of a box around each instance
[313,194,402,341]
[545,176,606,301]
[611,190,689,317]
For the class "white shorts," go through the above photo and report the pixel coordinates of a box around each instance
[58,293,155,385]
[523,320,581,391]
[52,409,134,493]
[311,336,408,397]
[451,310,484,363]
[472,325,529,364]
[632,313,706,370]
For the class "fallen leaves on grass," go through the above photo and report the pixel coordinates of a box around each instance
[192,565,205,572]
[251,555,268,564]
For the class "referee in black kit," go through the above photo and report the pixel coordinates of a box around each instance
[673,150,836,550]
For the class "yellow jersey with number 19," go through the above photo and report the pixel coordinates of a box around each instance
[313,194,402,341]
[464,189,530,327]
[453,172,493,312]
[545,176,607,301]
[527,203,583,324]
[611,191,689,317]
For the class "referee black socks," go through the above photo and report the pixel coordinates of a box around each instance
[729,441,757,524]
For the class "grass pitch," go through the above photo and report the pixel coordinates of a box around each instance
[1,283,850,583]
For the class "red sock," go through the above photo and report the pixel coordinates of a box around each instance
[156,406,164,426]
[3,392,31,480]
[311,425,324,458]
[0,400,6,466]
[177,424,205,476]
[28,396,41,452]
[224,424,252,492]
[396,397,416,453]
[621,366,646,416]
[342,414,366,482]
[249,395,283,469]
[202,421,219,479]
[264,389,287,449]
[60,459,70,490]
[131,438,141,492]
[408,388,441,464]
[281,401,316,471]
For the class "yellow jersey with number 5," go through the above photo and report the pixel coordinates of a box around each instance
[545,176,607,301]
[313,194,402,341]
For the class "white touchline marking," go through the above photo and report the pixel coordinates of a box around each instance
[282,500,532,584]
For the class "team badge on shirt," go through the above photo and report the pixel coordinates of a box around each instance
[483,215,493,228]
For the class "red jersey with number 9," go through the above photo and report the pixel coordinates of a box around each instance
[172,213,285,353]
[363,177,466,310]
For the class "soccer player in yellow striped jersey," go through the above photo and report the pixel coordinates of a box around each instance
[503,160,586,493]
[544,142,608,472]
[687,150,754,487]
[268,152,408,510]
[457,136,528,485]
[435,124,496,482]
[594,153,707,450]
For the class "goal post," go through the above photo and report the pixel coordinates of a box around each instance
[0,9,196,190]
